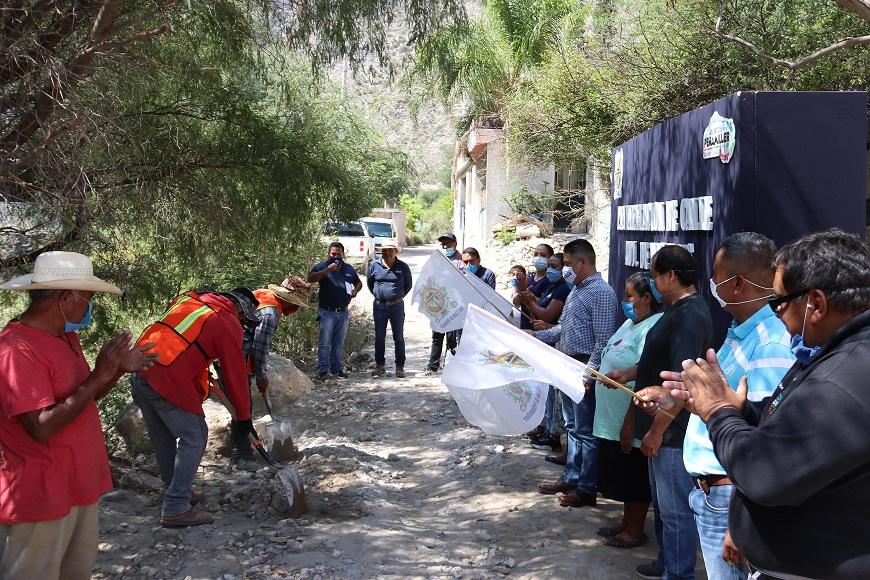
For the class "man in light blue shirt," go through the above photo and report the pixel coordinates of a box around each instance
[642,233,795,580]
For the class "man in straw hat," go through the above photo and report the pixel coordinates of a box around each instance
[228,276,310,469]
[0,251,157,580]
[132,286,260,527]
[367,242,413,378]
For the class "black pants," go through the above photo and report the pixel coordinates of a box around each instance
[427,330,460,370]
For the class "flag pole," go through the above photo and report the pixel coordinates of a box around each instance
[584,366,677,420]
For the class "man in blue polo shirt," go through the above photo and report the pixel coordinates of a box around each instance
[638,233,794,580]
[308,242,363,381]
[367,242,413,378]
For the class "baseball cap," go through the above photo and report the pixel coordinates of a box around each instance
[437,232,457,243]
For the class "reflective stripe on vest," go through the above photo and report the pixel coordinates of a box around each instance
[136,292,218,368]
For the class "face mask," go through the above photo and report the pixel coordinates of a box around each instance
[790,301,821,365]
[443,247,456,257]
[622,300,638,322]
[510,277,518,289]
[63,298,93,333]
[465,264,478,274]
[546,267,562,283]
[650,279,664,304]
[532,256,548,271]
[562,267,577,285]
[709,276,774,308]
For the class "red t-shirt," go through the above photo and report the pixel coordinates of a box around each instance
[140,292,251,420]
[0,321,112,524]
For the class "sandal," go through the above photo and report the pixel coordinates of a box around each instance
[604,534,648,549]
[596,526,623,538]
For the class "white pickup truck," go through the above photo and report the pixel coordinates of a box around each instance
[322,221,375,270]
[360,217,399,258]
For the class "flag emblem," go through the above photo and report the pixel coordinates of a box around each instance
[420,279,455,319]
[501,382,534,411]
[481,351,533,370]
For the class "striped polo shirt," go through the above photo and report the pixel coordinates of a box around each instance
[683,304,796,476]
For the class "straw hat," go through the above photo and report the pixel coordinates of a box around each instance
[0,251,122,295]
[267,283,310,308]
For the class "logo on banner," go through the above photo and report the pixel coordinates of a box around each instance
[703,111,736,164]
[420,278,457,321]
[480,351,533,370]
[613,148,624,199]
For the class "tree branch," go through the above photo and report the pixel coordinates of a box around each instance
[833,0,870,22]
[714,0,870,70]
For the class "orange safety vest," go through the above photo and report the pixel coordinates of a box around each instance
[253,289,284,320]
[136,292,219,401]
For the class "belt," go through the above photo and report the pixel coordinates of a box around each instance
[375,299,403,306]
[692,474,732,494]
[319,305,347,312]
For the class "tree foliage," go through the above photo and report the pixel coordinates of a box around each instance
[506,0,870,164]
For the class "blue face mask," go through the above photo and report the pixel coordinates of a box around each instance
[532,256,548,271]
[790,302,821,365]
[443,247,456,257]
[622,300,638,321]
[64,299,93,333]
[562,267,577,285]
[546,267,562,283]
[650,279,664,304]
[465,264,479,275]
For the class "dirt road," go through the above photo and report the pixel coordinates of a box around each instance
[95,245,701,579]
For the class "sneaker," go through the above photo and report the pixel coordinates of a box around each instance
[420,369,438,377]
[317,372,328,382]
[529,434,562,451]
[160,508,214,528]
[635,562,663,579]
[394,367,405,378]
[372,365,386,377]
[333,371,349,379]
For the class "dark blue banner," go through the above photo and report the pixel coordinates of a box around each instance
[608,91,868,343]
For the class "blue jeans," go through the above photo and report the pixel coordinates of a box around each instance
[649,446,698,580]
[690,485,747,580]
[563,388,599,495]
[317,308,349,373]
[373,301,406,367]
[132,375,208,517]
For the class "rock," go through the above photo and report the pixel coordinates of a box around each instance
[504,558,516,569]
[515,224,540,239]
[101,489,129,503]
[119,471,164,494]
[386,453,400,462]
[263,354,313,417]
[115,402,153,455]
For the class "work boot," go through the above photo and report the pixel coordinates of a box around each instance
[235,459,259,472]
[371,365,386,377]
[395,367,405,378]
[160,508,214,528]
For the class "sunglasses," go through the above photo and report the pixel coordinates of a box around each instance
[767,289,809,315]
[768,286,849,315]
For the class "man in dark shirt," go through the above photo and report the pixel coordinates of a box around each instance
[630,245,712,580]
[307,242,363,381]
[460,247,496,288]
[666,229,870,579]
[367,243,413,378]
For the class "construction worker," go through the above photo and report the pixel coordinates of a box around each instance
[132,287,260,528]
[0,251,156,580]
[230,277,310,469]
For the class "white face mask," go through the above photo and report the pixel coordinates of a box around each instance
[562,266,577,285]
[709,275,774,308]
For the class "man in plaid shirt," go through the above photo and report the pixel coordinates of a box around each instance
[535,239,618,508]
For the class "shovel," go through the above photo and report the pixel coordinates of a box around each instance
[210,367,308,518]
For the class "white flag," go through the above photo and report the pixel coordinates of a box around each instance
[446,381,547,435]
[411,252,520,332]
[442,304,588,404]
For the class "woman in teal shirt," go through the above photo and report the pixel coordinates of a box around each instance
[595,271,663,548]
